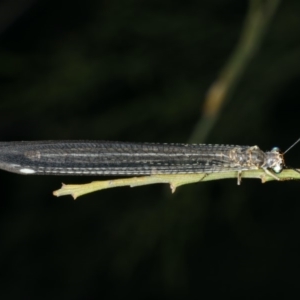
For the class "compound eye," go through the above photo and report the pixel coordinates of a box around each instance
[273,164,283,174]
[271,147,281,153]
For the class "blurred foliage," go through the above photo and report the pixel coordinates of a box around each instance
[1,0,300,299]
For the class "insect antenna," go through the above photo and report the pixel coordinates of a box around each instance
[282,137,300,174]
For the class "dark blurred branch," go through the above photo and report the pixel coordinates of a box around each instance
[189,0,281,143]
[0,0,37,35]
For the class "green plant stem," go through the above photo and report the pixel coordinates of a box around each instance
[53,168,299,199]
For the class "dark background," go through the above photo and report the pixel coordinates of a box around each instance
[1,0,300,299]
